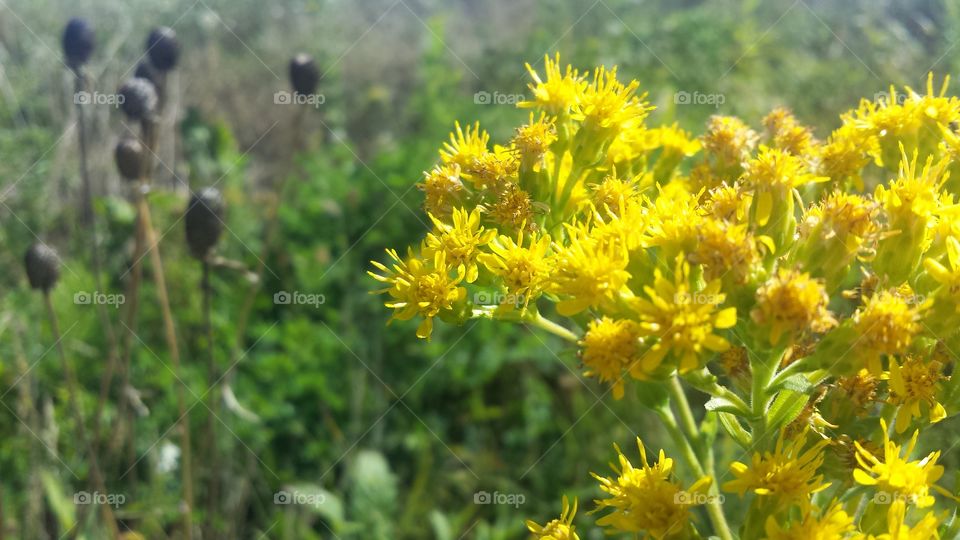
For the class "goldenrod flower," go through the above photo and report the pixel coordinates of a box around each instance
[852,500,943,540]
[923,235,960,300]
[741,146,829,227]
[520,53,586,116]
[702,182,751,223]
[440,121,489,170]
[630,256,737,376]
[526,496,579,540]
[796,191,878,285]
[835,369,879,417]
[723,432,831,508]
[689,217,762,284]
[763,107,818,156]
[592,438,712,538]
[424,207,496,283]
[369,249,466,340]
[572,65,651,150]
[853,419,948,508]
[764,501,854,540]
[418,164,465,217]
[487,183,535,232]
[478,229,552,307]
[853,290,924,374]
[817,121,875,188]
[700,115,758,175]
[873,149,950,283]
[513,112,558,163]
[551,228,631,316]
[588,167,645,213]
[579,317,641,399]
[887,356,947,433]
[751,269,835,345]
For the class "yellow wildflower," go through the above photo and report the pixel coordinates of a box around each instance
[369,248,467,340]
[551,227,631,316]
[526,496,579,540]
[477,229,552,307]
[592,437,712,538]
[853,500,943,540]
[423,207,496,283]
[853,290,924,374]
[579,317,642,399]
[630,256,737,376]
[418,164,465,217]
[520,53,586,116]
[887,356,947,433]
[751,269,836,345]
[440,121,489,170]
[763,107,817,156]
[764,501,854,540]
[723,432,831,508]
[853,419,949,508]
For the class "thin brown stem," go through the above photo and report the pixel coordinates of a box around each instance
[73,68,122,453]
[202,259,220,539]
[43,292,119,540]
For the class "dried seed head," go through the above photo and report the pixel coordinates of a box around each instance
[115,138,144,181]
[289,53,319,96]
[24,243,60,291]
[118,78,158,120]
[134,60,160,88]
[146,27,180,71]
[185,187,225,259]
[62,18,95,68]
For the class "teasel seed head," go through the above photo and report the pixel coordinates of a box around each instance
[118,78,158,120]
[115,138,145,181]
[146,27,180,72]
[134,60,160,88]
[24,243,61,291]
[185,187,225,259]
[62,18,95,68]
[289,53,319,96]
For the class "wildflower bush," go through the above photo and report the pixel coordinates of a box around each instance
[371,55,960,538]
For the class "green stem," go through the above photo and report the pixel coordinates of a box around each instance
[668,377,699,441]
[529,314,579,343]
[658,407,734,540]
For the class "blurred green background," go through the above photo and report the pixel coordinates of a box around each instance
[2,0,960,538]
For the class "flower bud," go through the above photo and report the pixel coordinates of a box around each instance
[289,53,319,96]
[24,243,60,291]
[146,27,180,71]
[62,18,94,68]
[185,187,224,259]
[118,78,158,120]
[115,138,144,181]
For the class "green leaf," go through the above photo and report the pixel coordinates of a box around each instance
[766,390,808,433]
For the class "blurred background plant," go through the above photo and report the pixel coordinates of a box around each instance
[2,0,960,538]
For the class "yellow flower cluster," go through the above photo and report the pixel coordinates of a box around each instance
[370,56,960,538]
